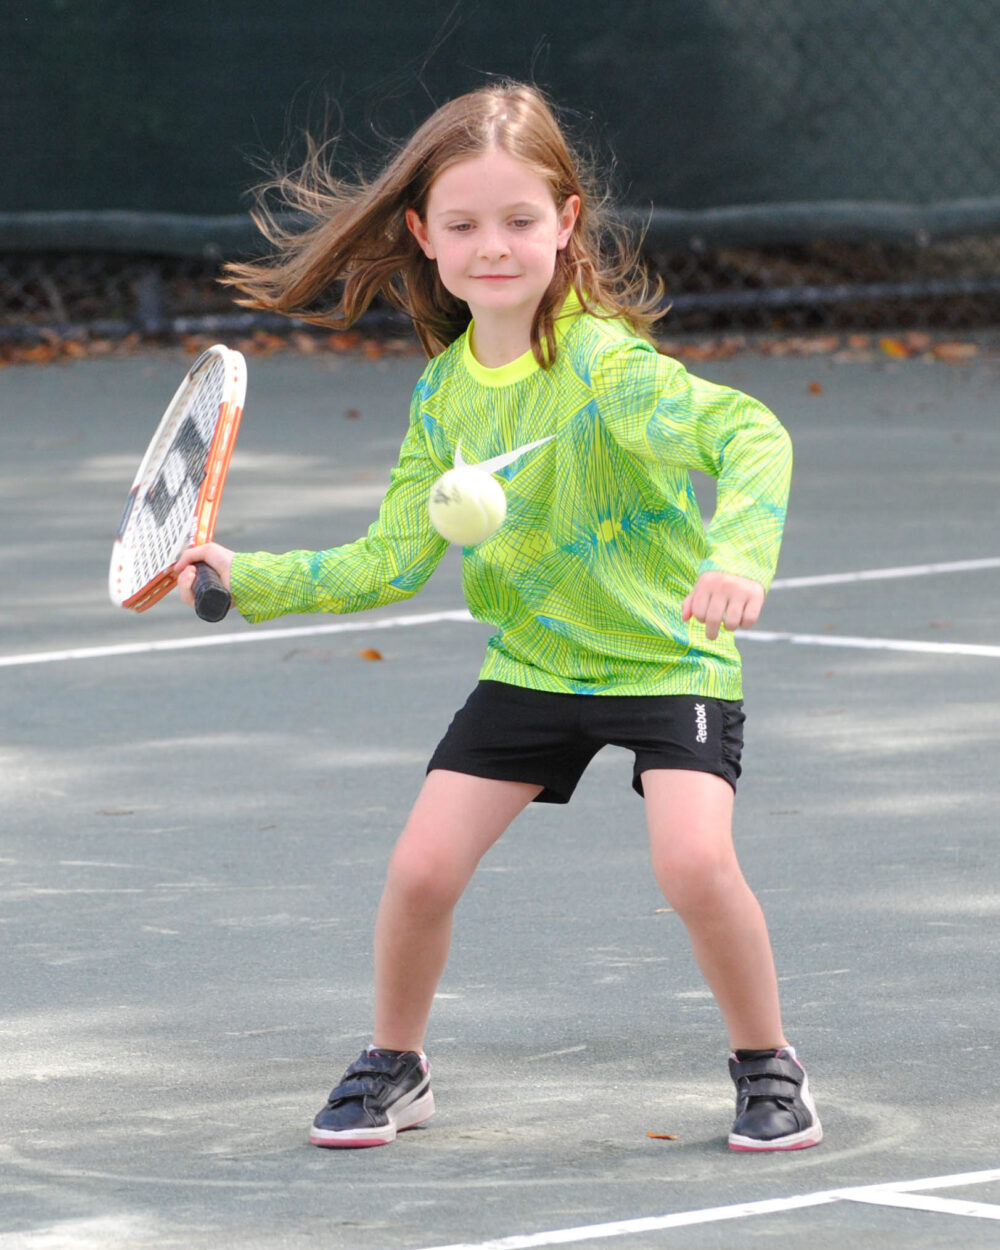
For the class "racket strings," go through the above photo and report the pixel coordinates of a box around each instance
[117,356,229,596]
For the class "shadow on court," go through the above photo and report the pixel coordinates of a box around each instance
[1,343,999,1249]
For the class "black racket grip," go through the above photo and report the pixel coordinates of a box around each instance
[192,561,232,623]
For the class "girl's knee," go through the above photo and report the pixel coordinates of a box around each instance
[385,839,468,914]
[652,840,743,913]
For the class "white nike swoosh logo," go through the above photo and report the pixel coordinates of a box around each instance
[454,434,555,474]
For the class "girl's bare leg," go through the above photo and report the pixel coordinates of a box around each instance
[373,770,542,1052]
[642,769,786,1050]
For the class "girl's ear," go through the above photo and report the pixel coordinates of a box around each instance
[405,208,436,259]
[556,194,581,251]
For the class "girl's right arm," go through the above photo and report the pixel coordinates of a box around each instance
[177,400,449,624]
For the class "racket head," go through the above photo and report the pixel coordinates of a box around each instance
[109,345,246,612]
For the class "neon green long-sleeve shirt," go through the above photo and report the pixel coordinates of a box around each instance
[231,302,792,697]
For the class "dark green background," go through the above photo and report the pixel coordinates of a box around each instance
[4,0,999,215]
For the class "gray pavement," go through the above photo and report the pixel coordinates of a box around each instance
[1,342,999,1248]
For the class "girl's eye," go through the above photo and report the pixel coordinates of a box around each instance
[448,222,473,233]
[511,218,534,229]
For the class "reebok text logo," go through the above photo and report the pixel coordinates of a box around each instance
[694,703,708,744]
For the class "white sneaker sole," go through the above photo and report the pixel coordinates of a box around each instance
[310,1087,435,1148]
[728,1071,823,1152]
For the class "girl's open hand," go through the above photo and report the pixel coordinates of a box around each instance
[682,571,765,641]
[173,543,234,608]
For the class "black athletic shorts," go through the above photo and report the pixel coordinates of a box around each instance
[426,680,745,804]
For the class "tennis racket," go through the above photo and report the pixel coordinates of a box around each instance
[109,345,246,622]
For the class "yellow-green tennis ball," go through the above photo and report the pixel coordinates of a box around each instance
[428,466,507,546]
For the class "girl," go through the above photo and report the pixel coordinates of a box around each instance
[176,82,821,1153]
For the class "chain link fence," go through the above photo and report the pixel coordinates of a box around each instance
[3,1,999,344]
[4,221,1000,344]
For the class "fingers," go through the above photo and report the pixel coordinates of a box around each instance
[173,543,233,608]
[684,572,765,641]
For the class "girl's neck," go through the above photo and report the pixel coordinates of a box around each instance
[469,312,533,369]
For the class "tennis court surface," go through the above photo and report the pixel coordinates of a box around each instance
[2,342,999,1249]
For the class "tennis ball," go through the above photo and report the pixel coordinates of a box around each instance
[428,466,507,546]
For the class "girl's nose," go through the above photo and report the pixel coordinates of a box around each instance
[477,229,510,259]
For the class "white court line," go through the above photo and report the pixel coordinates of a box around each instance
[415,1167,1000,1250]
[742,630,1000,659]
[840,1190,1000,1219]
[1,556,999,671]
[0,609,475,670]
[417,1194,841,1250]
[770,555,1000,589]
[3,615,999,671]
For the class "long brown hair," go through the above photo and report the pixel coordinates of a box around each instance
[224,82,662,365]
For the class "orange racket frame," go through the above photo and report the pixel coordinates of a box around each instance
[109,345,246,613]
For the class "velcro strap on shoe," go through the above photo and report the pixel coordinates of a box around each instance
[734,1056,803,1087]
[347,1054,409,1081]
[329,1076,387,1103]
[738,1075,799,1099]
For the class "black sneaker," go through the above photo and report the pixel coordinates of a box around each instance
[310,1047,434,1148]
[728,1046,822,1152]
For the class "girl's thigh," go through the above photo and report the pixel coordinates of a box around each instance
[390,769,543,892]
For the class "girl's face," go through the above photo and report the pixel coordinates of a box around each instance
[406,147,579,348]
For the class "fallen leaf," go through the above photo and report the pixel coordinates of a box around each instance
[932,341,979,362]
[358,648,383,661]
[758,335,841,357]
[248,331,287,355]
[327,331,363,352]
[808,381,824,395]
[293,332,319,354]
[795,335,841,355]
[903,331,933,352]
[21,343,59,364]
[647,1132,679,1141]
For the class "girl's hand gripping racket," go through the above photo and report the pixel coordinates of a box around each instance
[109,345,246,622]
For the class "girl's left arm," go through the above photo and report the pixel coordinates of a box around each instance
[597,342,793,594]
